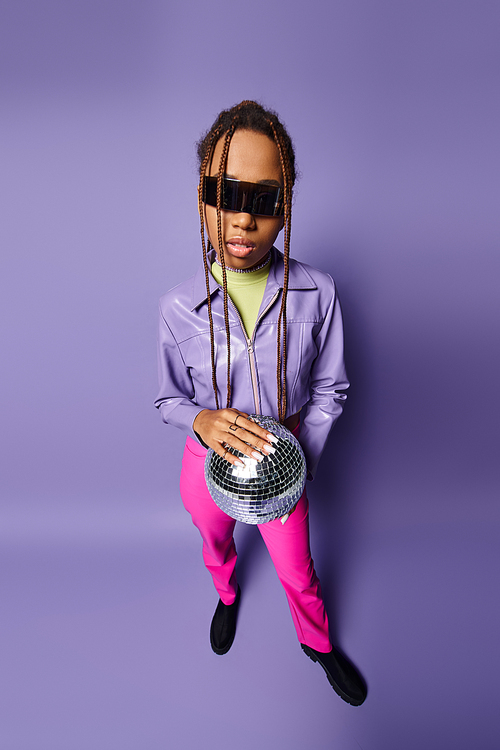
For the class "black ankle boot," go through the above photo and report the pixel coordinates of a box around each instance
[301,643,367,706]
[210,586,241,655]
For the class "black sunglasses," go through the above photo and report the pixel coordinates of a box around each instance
[203,176,284,217]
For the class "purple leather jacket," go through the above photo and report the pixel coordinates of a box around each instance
[155,247,349,479]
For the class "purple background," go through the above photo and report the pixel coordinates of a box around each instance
[1,1,499,748]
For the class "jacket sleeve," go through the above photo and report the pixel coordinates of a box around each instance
[154,303,205,441]
[298,277,349,480]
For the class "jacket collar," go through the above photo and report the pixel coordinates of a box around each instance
[191,246,317,311]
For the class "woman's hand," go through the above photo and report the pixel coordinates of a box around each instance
[193,408,278,466]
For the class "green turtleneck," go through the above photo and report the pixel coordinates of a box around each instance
[211,257,271,339]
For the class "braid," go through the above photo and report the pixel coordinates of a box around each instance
[216,126,236,408]
[198,125,223,409]
[197,101,297,421]
[270,123,292,423]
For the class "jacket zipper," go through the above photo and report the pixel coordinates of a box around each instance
[225,290,280,415]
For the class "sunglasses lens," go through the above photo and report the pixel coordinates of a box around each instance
[203,176,283,216]
[252,188,281,216]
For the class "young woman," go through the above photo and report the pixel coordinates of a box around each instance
[155,101,366,706]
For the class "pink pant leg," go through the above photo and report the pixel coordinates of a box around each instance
[179,437,238,605]
[258,490,332,652]
[179,434,331,650]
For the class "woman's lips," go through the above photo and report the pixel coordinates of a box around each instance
[226,238,256,256]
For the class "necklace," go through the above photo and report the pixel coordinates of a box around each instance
[214,251,271,274]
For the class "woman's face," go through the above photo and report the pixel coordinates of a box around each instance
[204,129,284,270]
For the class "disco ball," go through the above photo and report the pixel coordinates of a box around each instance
[204,415,306,524]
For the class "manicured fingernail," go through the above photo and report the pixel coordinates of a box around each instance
[280,514,289,524]
[252,451,264,462]
[261,444,276,454]
[267,434,278,444]
[234,460,244,467]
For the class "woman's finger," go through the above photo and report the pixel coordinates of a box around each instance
[219,430,277,463]
[225,411,279,448]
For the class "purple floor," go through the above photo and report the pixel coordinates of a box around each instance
[2,498,497,750]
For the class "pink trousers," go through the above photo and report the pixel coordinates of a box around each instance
[179,434,332,652]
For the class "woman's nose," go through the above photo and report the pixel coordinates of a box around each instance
[231,211,256,229]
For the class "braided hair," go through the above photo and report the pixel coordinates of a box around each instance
[196,100,296,424]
